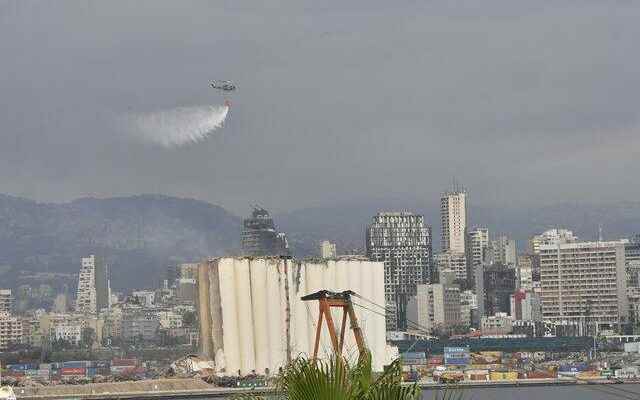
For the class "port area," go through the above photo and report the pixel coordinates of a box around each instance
[12,377,640,400]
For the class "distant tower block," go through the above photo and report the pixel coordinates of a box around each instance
[320,240,337,259]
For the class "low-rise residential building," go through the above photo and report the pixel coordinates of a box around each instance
[122,313,160,341]
[52,323,82,345]
[176,279,196,303]
[0,289,13,314]
[157,311,183,329]
[481,313,513,335]
[39,312,103,347]
[0,312,23,350]
[131,290,155,307]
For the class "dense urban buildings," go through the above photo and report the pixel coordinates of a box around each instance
[539,240,628,330]
[366,212,433,331]
[240,207,289,256]
[320,240,337,259]
[406,283,461,334]
[510,289,542,321]
[76,255,110,315]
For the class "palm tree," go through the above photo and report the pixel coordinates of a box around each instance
[237,351,420,400]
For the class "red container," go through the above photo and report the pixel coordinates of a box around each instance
[60,367,86,376]
[112,358,137,367]
[428,356,444,366]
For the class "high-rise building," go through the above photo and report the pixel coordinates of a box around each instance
[320,240,337,259]
[491,236,517,267]
[625,236,640,286]
[76,255,110,314]
[241,207,289,256]
[517,254,534,290]
[460,290,476,327]
[539,240,628,329]
[440,190,467,254]
[466,228,489,287]
[406,283,461,334]
[0,289,12,314]
[366,212,432,331]
[475,263,516,318]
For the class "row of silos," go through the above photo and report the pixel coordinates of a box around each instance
[197,257,392,376]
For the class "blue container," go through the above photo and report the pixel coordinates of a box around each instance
[87,367,97,377]
[62,361,85,368]
[8,364,28,371]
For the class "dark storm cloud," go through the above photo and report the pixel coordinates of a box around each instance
[1,0,638,213]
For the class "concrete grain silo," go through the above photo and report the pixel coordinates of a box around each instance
[197,257,393,376]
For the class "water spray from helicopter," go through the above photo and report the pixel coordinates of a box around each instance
[122,81,236,148]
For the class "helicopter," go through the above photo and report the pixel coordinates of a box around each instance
[210,80,236,91]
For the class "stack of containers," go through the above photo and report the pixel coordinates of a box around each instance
[95,360,111,376]
[59,360,92,378]
[111,358,137,376]
[37,364,51,381]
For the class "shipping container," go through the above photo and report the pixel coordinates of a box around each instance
[7,364,29,371]
[95,360,110,369]
[87,367,97,377]
[427,356,444,366]
[112,358,137,367]
[62,361,88,369]
[60,367,86,376]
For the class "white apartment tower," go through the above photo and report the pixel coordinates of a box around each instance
[76,255,110,315]
[320,240,337,259]
[441,189,467,254]
[539,240,628,329]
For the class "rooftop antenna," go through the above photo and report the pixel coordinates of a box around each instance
[598,224,603,242]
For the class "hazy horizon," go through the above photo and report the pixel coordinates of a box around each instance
[2,1,639,215]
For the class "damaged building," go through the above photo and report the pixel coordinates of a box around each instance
[196,257,393,376]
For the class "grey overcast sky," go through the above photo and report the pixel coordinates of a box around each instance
[1,0,639,214]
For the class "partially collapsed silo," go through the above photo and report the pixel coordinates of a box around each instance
[197,257,392,375]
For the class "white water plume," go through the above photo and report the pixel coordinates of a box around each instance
[124,104,229,147]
